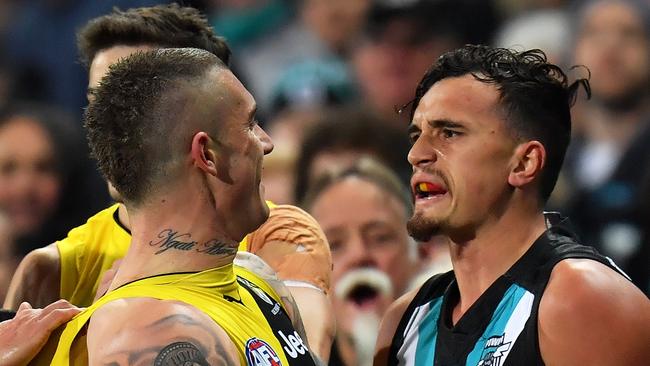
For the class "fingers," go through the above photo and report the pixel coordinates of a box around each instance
[37,300,82,331]
[39,307,82,332]
[17,302,32,312]
[41,299,75,313]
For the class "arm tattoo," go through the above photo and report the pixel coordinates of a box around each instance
[149,314,239,365]
[99,313,239,365]
[154,342,209,366]
[150,229,236,256]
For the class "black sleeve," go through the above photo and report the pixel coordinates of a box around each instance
[0,309,16,321]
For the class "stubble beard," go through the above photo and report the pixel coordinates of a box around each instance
[407,211,447,242]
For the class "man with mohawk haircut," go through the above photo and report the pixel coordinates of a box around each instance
[38,47,318,366]
[3,4,333,365]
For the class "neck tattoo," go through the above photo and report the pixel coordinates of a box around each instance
[149,229,236,256]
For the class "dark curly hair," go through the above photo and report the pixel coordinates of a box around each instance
[77,4,231,66]
[84,48,226,205]
[406,44,590,202]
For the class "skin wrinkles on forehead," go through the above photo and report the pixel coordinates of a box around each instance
[326,220,401,238]
[317,178,408,231]
[413,78,509,137]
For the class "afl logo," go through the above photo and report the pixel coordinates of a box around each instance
[245,338,282,366]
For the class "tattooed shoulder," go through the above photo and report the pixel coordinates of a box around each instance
[153,341,209,366]
[87,298,240,365]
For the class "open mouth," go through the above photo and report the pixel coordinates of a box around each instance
[347,284,380,307]
[413,182,448,200]
[335,268,393,310]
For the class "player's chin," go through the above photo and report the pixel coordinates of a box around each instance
[407,212,443,242]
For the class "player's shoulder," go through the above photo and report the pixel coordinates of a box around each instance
[90,296,209,329]
[541,258,644,316]
[8,243,59,292]
[18,243,60,277]
[383,285,421,329]
[17,244,59,279]
[250,203,326,244]
[88,297,240,365]
[539,258,650,364]
[269,204,320,226]
[3,243,61,308]
[374,286,422,365]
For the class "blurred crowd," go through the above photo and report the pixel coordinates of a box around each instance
[0,0,648,364]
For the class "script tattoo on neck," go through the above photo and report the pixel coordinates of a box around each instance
[149,229,236,256]
[149,229,197,255]
[197,239,237,256]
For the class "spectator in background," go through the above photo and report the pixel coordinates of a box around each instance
[269,59,357,117]
[2,0,165,114]
[209,0,293,51]
[262,60,357,204]
[494,0,568,19]
[303,158,420,366]
[0,209,17,304]
[262,108,320,204]
[352,0,466,125]
[233,0,369,115]
[494,8,570,65]
[300,0,370,55]
[294,107,411,205]
[0,104,82,254]
[0,52,12,109]
[560,0,650,294]
[2,1,163,236]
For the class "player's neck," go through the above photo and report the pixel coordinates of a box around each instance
[109,189,239,290]
[116,203,130,230]
[448,204,547,324]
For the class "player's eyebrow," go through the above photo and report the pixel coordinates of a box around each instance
[428,119,465,130]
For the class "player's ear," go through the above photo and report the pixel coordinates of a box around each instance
[190,132,218,177]
[508,140,545,188]
[191,132,234,184]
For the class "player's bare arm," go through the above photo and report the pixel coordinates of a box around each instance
[374,287,420,366]
[87,298,240,365]
[3,244,60,310]
[286,285,335,363]
[539,259,650,366]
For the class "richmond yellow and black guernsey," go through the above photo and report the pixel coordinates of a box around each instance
[46,264,316,365]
